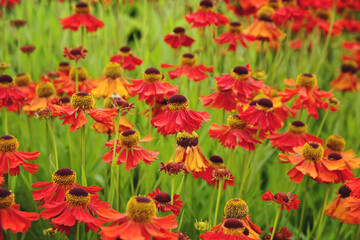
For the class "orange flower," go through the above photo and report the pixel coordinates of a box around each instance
[330,60,359,92]
[264,227,292,240]
[200,219,256,240]
[0,74,26,112]
[110,46,142,71]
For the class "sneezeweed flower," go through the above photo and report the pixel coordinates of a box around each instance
[63,46,87,62]
[271,0,309,27]
[164,27,195,49]
[151,94,210,136]
[305,8,343,36]
[175,232,190,240]
[99,196,178,240]
[195,220,211,231]
[0,135,39,175]
[268,121,323,153]
[200,85,237,112]
[60,2,104,32]
[225,0,267,16]
[161,53,213,82]
[127,67,178,106]
[50,92,117,131]
[185,0,229,28]
[0,62,11,73]
[159,162,187,175]
[0,74,26,112]
[110,46,143,71]
[261,191,300,211]
[56,62,72,75]
[32,168,101,208]
[10,19,26,28]
[279,73,333,119]
[102,129,158,171]
[34,106,53,120]
[147,189,183,216]
[20,45,36,54]
[0,0,20,7]
[40,187,119,235]
[0,188,39,238]
[326,153,355,183]
[214,21,255,51]
[338,11,360,33]
[264,227,292,240]
[330,60,359,92]
[92,62,129,99]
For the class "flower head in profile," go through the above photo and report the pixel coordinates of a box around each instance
[261,190,300,211]
[20,45,36,54]
[110,46,143,71]
[13,73,37,102]
[330,59,359,92]
[159,162,187,175]
[151,94,210,136]
[147,189,183,216]
[264,227,292,240]
[200,85,237,112]
[60,2,104,32]
[99,196,178,240]
[63,46,88,62]
[305,9,343,36]
[10,19,26,28]
[164,27,194,49]
[0,74,26,112]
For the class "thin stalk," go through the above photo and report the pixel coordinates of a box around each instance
[270,207,282,240]
[116,165,120,210]
[296,176,310,240]
[213,179,224,226]
[7,158,11,189]
[316,107,330,137]
[314,184,331,240]
[4,108,9,134]
[239,150,253,197]
[227,148,234,168]
[74,221,80,240]
[356,225,360,240]
[75,61,79,92]
[334,221,343,240]
[130,169,135,196]
[81,126,86,175]
[27,116,33,151]
[47,119,59,170]
[46,122,50,176]
[170,174,175,205]
[298,103,304,121]
[67,128,74,169]
[81,26,85,46]
[208,186,215,222]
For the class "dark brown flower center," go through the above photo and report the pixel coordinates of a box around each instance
[136,196,151,203]
[338,185,351,198]
[177,132,199,147]
[341,62,358,74]
[233,66,249,75]
[0,188,11,198]
[154,192,171,203]
[59,97,71,104]
[209,155,223,164]
[173,27,185,34]
[289,121,307,134]
[0,75,13,84]
[69,187,88,196]
[200,0,213,8]
[66,187,90,206]
[274,192,289,203]
[120,46,131,53]
[257,98,273,108]
[224,219,244,229]
[327,152,342,160]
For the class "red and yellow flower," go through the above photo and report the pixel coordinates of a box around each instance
[264,227,292,240]
[330,60,359,92]
[63,46,87,62]
[214,22,255,51]
[110,46,143,71]
[0,74,26,112]
[13,73,36,102]
[164,27,195,49]
[261,190,300,211]
[147,189,183,216]
[200,85,237,112]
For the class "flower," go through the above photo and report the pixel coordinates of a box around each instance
[225,0,267,16]
[159,162,187,175]
[151,94,210,136]
[326,153,355,183]
[330,60,359,92]
[20,45,36,54]
[200,85,237,112]
[0,74,26,112]
[280,142,345,184]
[240,98,283,132]
[176,232,190,240]
[269,121,323,153]
[279,74,333,119]
[271,2,310,27]
[209,115,265,150]
[10,19,26,28]
[13,73,37,102]
[200,218,255,240]
[185,0,229,28]
[127,67,178,106]
[214,22,255,51]
[164,27,194,49]
[91,62,129,99]
[32,168,102,208]
[0,0,20,7]
[40,187,120,235]
[0,188,39,239]
[305,9,343,36]
[161,53,213,82]
[337,12,360,33]
[63,46,88,62]
[60,2,104,32]
[99,196,178,240]
[56,62,72,75]
[50,92,117,131]
[261,190,300,211]
[0,135,39,176]
[101,130,158,171]
[147,189,183,216]
[110,46,143,71]
[264,227,292,240]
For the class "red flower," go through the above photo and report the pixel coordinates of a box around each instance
[40,187,120,235]
[32,168,102,208]
[304,9,343,36]
[330,60,359,92]
[63,46,88,62]
[161,53,213,82]
[0,0,20,7]
[209,115,265,151]
[50,92,117,131]
[0,175,3,186]
[0,188,39,239]
[0,135,39,176]
[269,121,323,153]
[110,46,143,71]
[13,73,37,103]
[214,22,255,51]
[261,190,300,211]
[101,130,158,171]
[271,4,309,27]
[99,196,178,240]
[60,2,104,32]
[185,0,229,28]
[0,75,26,112]
[164,27,195,49]
[151,94,210,136]
[200,219,255,240]
[225,0,266,16]
[147,189,183,216]
[264,227,292,240]
[127,68,178,106]
[346,178,360,198]
[337,18,360,33]
[279,74,333,119]
[200,86,237,112]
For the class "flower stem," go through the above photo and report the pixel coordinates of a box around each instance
[314,184,331,240]
[46,121,50,176]
[171,174,175,205]
[74,221,80,240]
[81,126,86,178]
[116,165,120,210]
[239,150,254,197]
[4,108,8,135]
[67,127,74,169]
[208,186,215,221]
[75,61,79,93]
[316,107,330,137]
[130,169,135,196]
[356,225,360,240]
[81,26,85,47]
[47,119,59,170]
[270,207,282,240]
[296,176,310,240]
[335,222,343,240]
[226,148,234,168]
[213,179,224,226]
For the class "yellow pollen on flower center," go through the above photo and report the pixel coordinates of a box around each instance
[0,135,18,152]
[289,122,307,135]
[119,130,141,148]
[14,73,31,87]
[70,67,88,82]
[316,8,331,21]
[180,55,197,66]
[52,172,76,186]
[231,70,249,81]
[36,82,56,98]
[0,192,14,209]
[104,62,123,79]
[257,6,275,21]
[75,5,90,14]
[142,72,163,82]
[325,135,345,152]
[224,199,249,219]
[302,142,324,162]
[71,92,95,110]
[296,73,317,89]
[126,196,157,223]
[228,22,243,33]
[227,115,247,130]
[168,101,189,111]
[66,190,90,206]
[57,63,71,73]
[177,131,199,147]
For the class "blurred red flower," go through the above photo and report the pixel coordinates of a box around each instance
[164,27,194,49]
[0,75,26,112]
[261,190,300,211]
[147,189,183,216]
[214,22,255,51]
[110,46,143,71]
[264,227,292,240]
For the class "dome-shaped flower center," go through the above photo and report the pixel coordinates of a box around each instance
[327,152,342,161]
[228,22,242,33]
[57,62,71,73]
[10,19,26,27]
[177,131,198,147]
[35,107,53,120]
[231,66,249,81]
[0,188,14,209]
[316,8,330,21]
[224,199,249,219]
[296,73,317,89]
[338,185,351,198]
[274,192,289,203]
[0,135,18,152]
[70,67,88,82]
[257,98,273,110]
[0,75,13,85]
[75,2,90,14]
[289,121,307,135]
[213,168,231,179]
[36,82,55,98]
[154,192,171,204]
[120,46,132,56]
[325,135,345,152]
[66,187,90,206]
[126,196,157,222]
[267,0,282,10]
[59,97,71,104]
[257,6,275,21]
[14,73,31,87]
[104,62,123,79]
[209,155,223,166]
[227,115,247,130]
[199,0,214,10]
[143,68,163,82]
[52,168,76,186]
[173,27,185,35]
[180,53,196,66]
[119,130,140,147]
[223,219,249,235]
[103,96,115,109]
[302,142,324,161]
[341,60,358,74]
[71,92,95,110]
[168,94,189,111]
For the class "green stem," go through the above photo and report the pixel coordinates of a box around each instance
[208,186,215,222]
[74,221,80,240]
[356,225,360,240]
[213,179,224,226]
[81,126,86,176]
[7,158,11,189]
[27,116,33,151]
[270,207,282,240]
[116,165,120,210]
[75,61,79,93]
[239,150,254,197]
[46,121,50,176]
[47,119,59,170]
[298,103,304,121]
[130,169,135,196]
[81,25,85,47]
[227,149,234,168]
[67,127,74,169]
[334,222,343,240]
[296,176,310,240]
[314,184,331,240]
[316,107,330,137]
[4,108,8,135]
[170,174,175,205]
